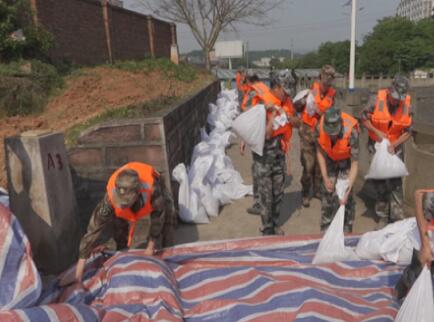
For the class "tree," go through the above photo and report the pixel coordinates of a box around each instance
[141,0,282,70]
[0,0,52,62]
[358,17,434,75]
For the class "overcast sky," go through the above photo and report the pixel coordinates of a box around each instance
[124,0,401,54]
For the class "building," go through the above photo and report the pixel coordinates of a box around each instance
[396,0,434,21]
[109,0,123,7]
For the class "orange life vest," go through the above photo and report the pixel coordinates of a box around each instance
[368,89,412,144]
[318,112,359,161]
[250,82,293,152]
[235,72,247,92]
[107,162,159,247]
[301,81,336,131]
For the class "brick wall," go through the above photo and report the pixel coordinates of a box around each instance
[35,0,175,65]
[69,81,220,227]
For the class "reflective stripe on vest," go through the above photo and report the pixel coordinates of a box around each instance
[301,81,335,131]
[318,112,358,161]
[107,162,158,247]
[368,89,412,144]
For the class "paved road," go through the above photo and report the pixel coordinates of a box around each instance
[175,130,378,245]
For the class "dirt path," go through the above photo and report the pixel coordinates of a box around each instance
[175,133,378,243]
[1,67,213,187]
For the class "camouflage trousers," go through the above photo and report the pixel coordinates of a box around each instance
[253,145,286,231]
[372,178,404,223]
[368,142,405,223]
[251,152,261,205]
[299,124,322,198]
[320,171,355,232]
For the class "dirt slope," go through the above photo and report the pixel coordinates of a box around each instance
[0,66,213,187]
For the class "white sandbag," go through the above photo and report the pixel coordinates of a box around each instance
[355,218,418,264]
[172,164,209,224]
[306,92,317,117]
[201,184,219,217]
[395,266,434,322]
[294,89,310,103]
[365,139,409,179]
[231,105,266,156]
[313,179,358,264]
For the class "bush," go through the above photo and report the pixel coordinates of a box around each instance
[0,60,63,117]
[112,58,197,82]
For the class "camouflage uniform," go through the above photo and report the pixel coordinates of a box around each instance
[78,176,176,259]
[299,122,322,199]
[254,136,286,234]
[361,96,413,223]
[315,124,360,232]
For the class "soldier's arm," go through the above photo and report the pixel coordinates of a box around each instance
[360,97,386,140]
[415,190,433,266]
[70,196,115,284]
[78,195,115,259]
[147,176,167,254]
[392,110,414,149]
[348,129,360,193]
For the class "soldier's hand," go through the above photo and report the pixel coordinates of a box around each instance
[90,245,108,256]
[240,141,246,155]
[418,245,433,267]
[376,131,387,142]
[387,144,395,155]
[324,177,334,193]
[339,188,351,206]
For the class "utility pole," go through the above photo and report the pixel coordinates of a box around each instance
[290,38,294,61]
[349,0,357,91]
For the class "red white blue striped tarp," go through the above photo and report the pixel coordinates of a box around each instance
[0,204,425,321]
[0,204,41,311]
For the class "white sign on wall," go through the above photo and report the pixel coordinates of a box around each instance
[215,41,244,59]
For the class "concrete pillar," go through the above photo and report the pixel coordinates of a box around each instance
[5,131,80,274]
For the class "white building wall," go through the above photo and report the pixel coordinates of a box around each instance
[397,0,434,21]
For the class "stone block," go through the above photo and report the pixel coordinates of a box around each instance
[78,124,142,145]
[69,147,103,168]
[106,145,165,167]
[143,123,162,141]
[4,131,80,274]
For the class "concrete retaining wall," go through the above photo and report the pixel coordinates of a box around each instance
[69,80,220,225]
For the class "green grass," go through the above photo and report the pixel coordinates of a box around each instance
[112,58,197,83]
[66,95,179,146]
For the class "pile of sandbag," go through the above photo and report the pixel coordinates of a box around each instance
[173,89,252,224]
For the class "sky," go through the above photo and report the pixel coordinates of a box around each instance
[124,0,401,54]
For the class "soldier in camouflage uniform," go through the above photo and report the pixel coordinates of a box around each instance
[316,108,360,233]
[360,76,413,229]
[61,163,176,286]
[395,190,434,299]
[298,65,337,208]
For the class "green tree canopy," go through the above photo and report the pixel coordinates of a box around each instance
[0,0,52,62]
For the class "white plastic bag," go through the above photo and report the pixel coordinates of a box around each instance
[313,179,358,264]
[365,139,409,179]
[306,92,317,117]
[172,163,209,224]
[231,105,266,156]
[355,218,418,264]
[395,266,434,322]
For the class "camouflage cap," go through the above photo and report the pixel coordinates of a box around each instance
[272,70,292,95]
[113,169,141,208]
[391,75,410,100]
[323,107,342,136]
[320,65,336,79]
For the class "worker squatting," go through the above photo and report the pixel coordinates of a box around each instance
[60,65,433,300]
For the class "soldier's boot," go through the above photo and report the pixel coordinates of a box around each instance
[247,202,262,215]
[261,227,276,236]
[343,224,353,234]
[302,197,310,208]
